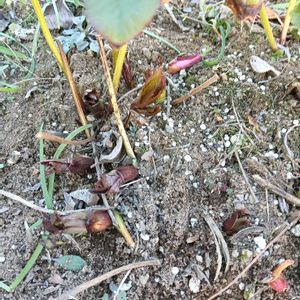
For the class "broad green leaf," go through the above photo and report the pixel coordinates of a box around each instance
[291,3,300,28]
[84,0,160,45]
[55,255,87,271]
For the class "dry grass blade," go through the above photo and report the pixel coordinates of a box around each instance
[252,174,300,207]
[57,41,90,138]
[54,259,161,300]
[206,212,300,300]
[172,74,220,105]
[97,36,135,159]
[0,189,109,215]
[36,132,91,145]
[200,210,230,278]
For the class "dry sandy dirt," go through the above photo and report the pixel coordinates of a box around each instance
[0,1,300,300]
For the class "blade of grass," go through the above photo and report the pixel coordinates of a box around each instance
[29,219,43,230]
[31,0,64,71]
[0,45,28,61]
[47,124,92,200]
[57,41,90,138]
[112,44,128,93]
[97,36,135,159]
[260,4,278,51]
[9,243,44,292]
[143,29,182,54]
[280,0,296,44]
[0,282,11,292]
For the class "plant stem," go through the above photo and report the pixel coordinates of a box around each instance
[31,0,64,71]
[97,36,136,159]
[280,0,296,45]
[57,41,90,138]
[112,44,128,93]
[260,4,278,52]
[113,210,135,248]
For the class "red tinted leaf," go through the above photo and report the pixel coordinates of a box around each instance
[226,0,263,21]
[223,209,250,235]
[122,57,135,88]
[268,275,289,293]
[167,54,202,75]
[131,68,166,116]
[41,156,94,174]
[91,165,139,194]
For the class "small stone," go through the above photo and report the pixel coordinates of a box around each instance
[239,282,245,290]
[254,236,266,250]
[184,155,192,162]
[0,256,5,263]
[196,255,203,263]
[165,125,174,134]
[171,267,179,275]
[139,274,149,285]
[190,128,195,134]
[163,155,170,162]
[189,277,200,293]
[224,141,231,148]
[260,85,266,91]
[141,233,150,241]
[142,47,151,59]
[232,249,239,258]
[200,124,206,130]
[293,119,299,126]
[291,224,300,237]
[190,218,198,227]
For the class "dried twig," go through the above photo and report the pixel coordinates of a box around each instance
[55,259,161,300]
[235,150,259,203]
[284,125,300,168]
[206,212,300,300]
[57,41,90,138]
[113,270,131,300]
[0,189,109,215]
[97,36,135,159]
[36,132,91,145]
[253,174,300,207]
[172,74,219,105]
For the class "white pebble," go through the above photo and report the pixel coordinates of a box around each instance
[141,233,150,241]
[260,85,266,91]
[189,278,200,293]
[224,141,231,148]
[163,155,170,162]
[184,155,192,162]
[239,282,245,291]
[0,256,5,263]
[190,128,195,134]
[287,172,293,180]
[190,218,198,227]
[281,128,287,134]
[171,267,179,275]
[293,120,299,126]
[192,182,198,188]
[254,236,267,250]
[200,124,206,130]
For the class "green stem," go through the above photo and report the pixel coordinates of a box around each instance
[280,0,296,45]
[260,4,278,51]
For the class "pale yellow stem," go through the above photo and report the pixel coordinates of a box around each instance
[280,0,296,45]
[112,44,128,93]
[31,0,64,71]
[260,4,278,52]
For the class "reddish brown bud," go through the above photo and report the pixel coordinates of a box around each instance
[223,209,250,235]
[41,156,94,174]
[91,166,139,194]
[167,54,202,75]
[86,211,112,233]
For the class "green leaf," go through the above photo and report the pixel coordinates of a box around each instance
[84,0,160,45]
[291,3,300,28]
[0,281,11,292]
[55,255,87,271]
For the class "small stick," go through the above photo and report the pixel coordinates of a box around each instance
[55,259,161,300]
[206,212,300,300]
[252,174,300,207]
[0,189,109,215]
[97,36,135,159]
[57,41,90,138]
[234,150,259,203]
[36,132,91,145]
[172,74,219,105]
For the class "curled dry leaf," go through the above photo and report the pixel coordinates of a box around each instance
[131,68,166,116]
[43,210,112,234]
[41,156,94,174]
[226,0,263,21]
[45,0,74,30]
[223,209,250,235]
[261,260,294,293]
[90,166,139,194]
[141,149,155,161]
[250,56,280,76]
[167,53,202,75]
